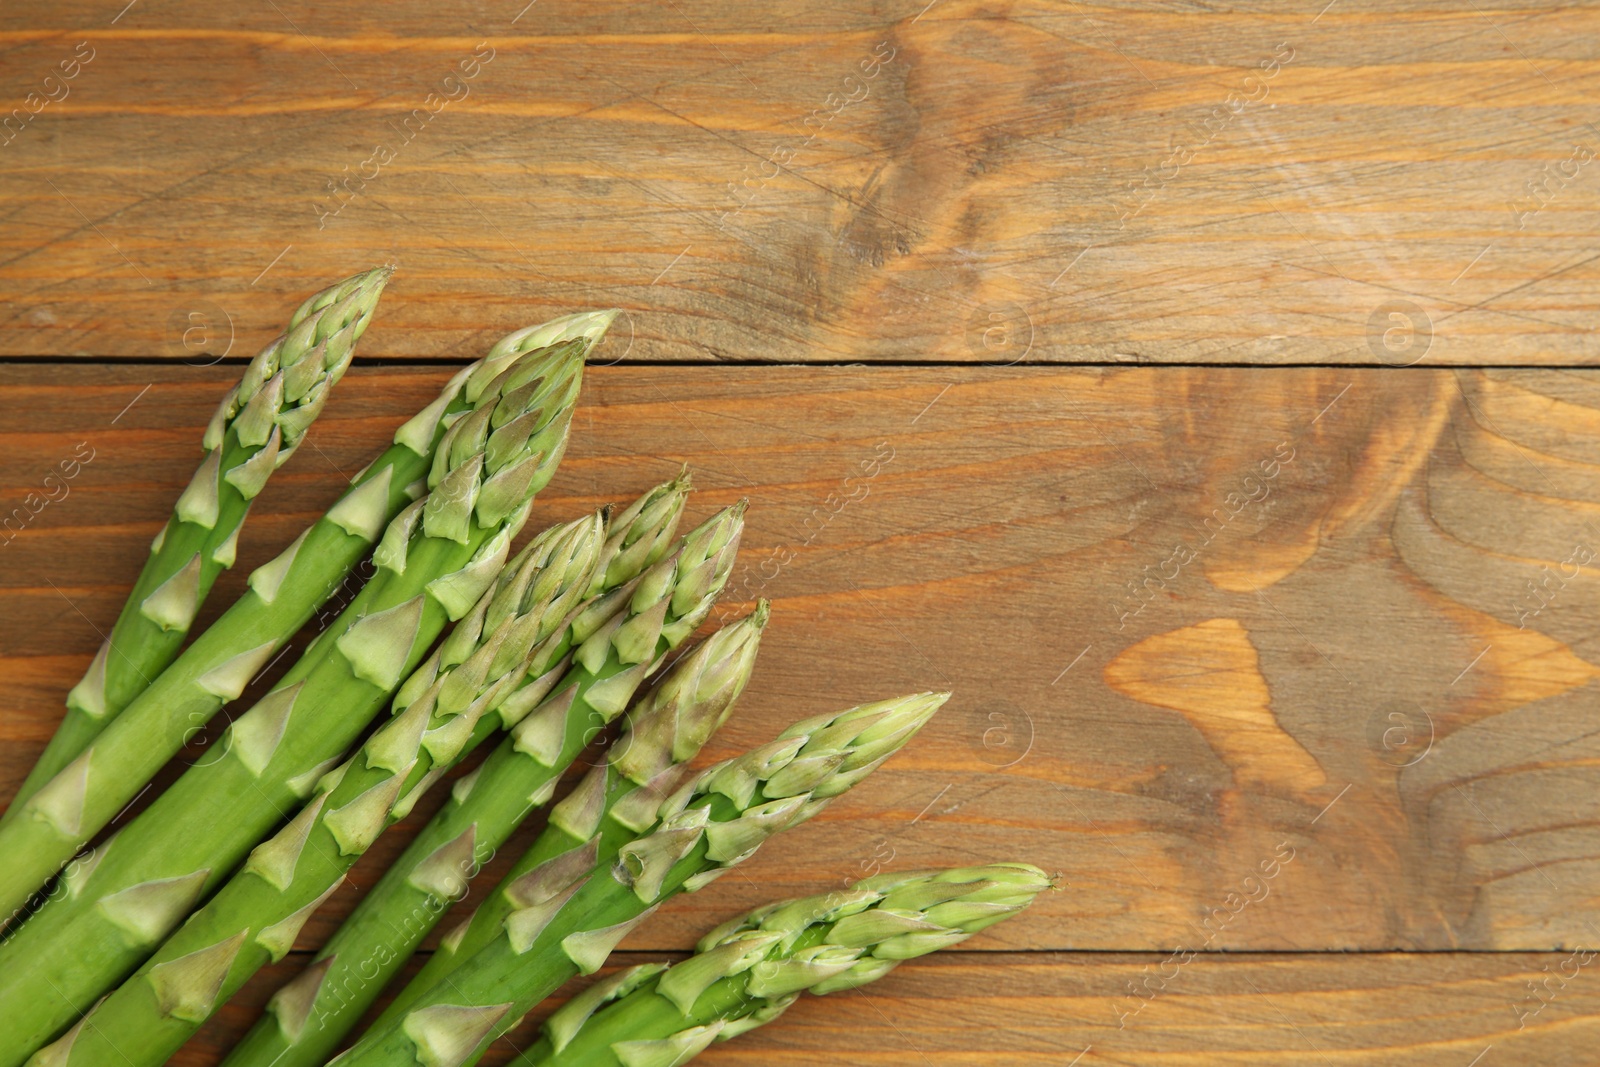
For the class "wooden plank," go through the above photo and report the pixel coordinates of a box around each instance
[2,3,1599,362]
[5,362,1600,955]
[178,951,1600,1065]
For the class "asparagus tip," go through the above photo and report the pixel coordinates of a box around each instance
[564,307,620,346]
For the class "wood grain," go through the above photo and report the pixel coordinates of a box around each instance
[6,361,1600,965]
[3,2,1600,362]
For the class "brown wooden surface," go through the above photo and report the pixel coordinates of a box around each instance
[6,0,1600,1063]
[4,2,1600,363]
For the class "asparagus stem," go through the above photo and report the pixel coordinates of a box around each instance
[3,267,392,825]
[517,863,1051,1066]
[21,513,610,1066]
[333,691,949,1067]
[376,600,768,1025]
[0,315,611,1065]
[220,493,740,1067]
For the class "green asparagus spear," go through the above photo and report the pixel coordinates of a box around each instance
[221,496,739,1067]
[0,317,606,1064]
[333,691,949,1067]
[0,309,612,924]
[518,863,1051,1066]
[20,513,609,1066]
[5,267,392,825]
[376,601,769,1024]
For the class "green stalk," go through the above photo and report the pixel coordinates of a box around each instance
[221,497,739,1067]
[0,316,609,1065]
[334,691,949,1067]
[5,267,392,825]
[519,863,1051,1066]
[0,309,612,924]
[378,601,768,1024]
[21,513,609,1066]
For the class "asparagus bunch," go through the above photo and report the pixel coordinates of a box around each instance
[374,601,769,1025]
[333,691,949,1067]
[520,863,1051,1066]
[21,513,610,1066]
[45,581,768,1067]
[223,494,740,1067]
[23,473,690,1064]
[0,318,608,1064]
[6,267,393,823]
[0,309,612,924]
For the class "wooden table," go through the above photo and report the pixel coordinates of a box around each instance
[3,2,1598,1063]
